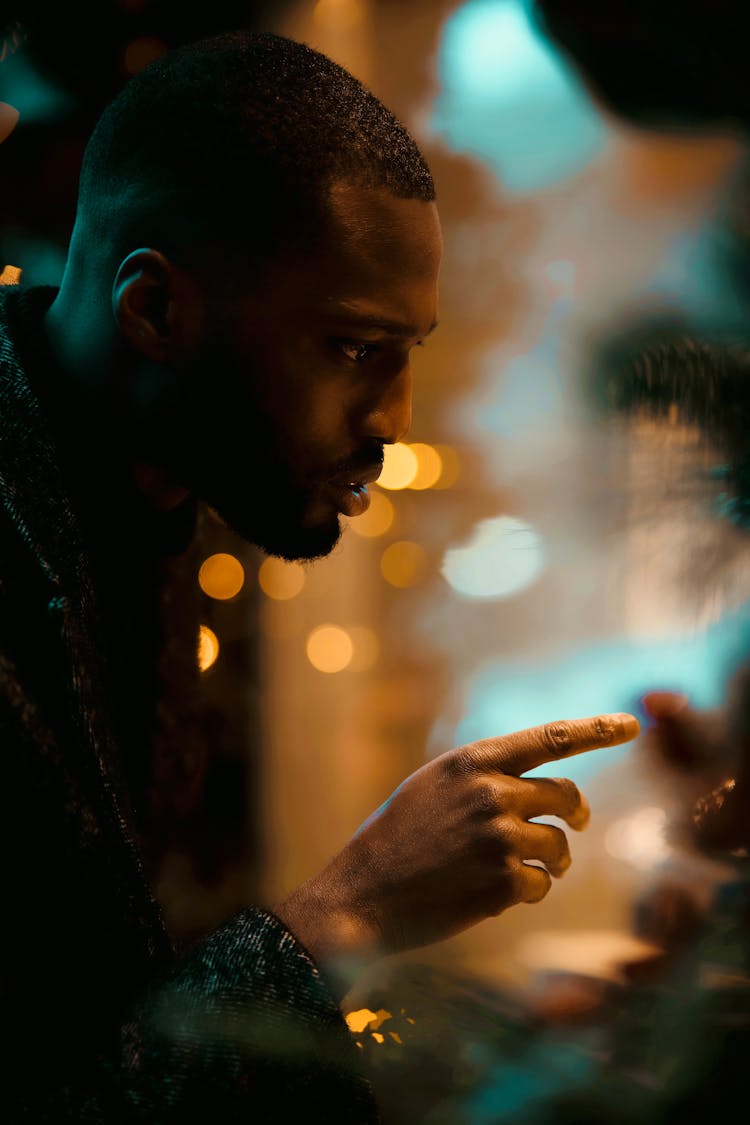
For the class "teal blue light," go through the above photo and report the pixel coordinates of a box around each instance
[428,0,607,192]
[466,1033,599,1123]
[1,230,66,286]
[0,48,74,123]
[452,601,750,784]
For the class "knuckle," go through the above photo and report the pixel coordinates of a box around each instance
[504,859,525,903]
[593,715,616,745]
[542,721,574,755]
[444,745,479,779]
[471,779,500,816]
[481,815,515,850]
[542,821,567,850]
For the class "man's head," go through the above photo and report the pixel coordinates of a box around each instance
[51,31,442,559]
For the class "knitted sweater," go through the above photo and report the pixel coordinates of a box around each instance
[0,283,379,1123]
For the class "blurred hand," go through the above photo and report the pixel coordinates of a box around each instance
[641,676,750,857]
[275,712,640,985]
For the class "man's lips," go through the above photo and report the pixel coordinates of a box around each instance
[329,464,383,490]
[325,464,382,518]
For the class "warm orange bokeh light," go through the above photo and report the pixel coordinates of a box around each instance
[347,625,380,671]
[123,36,167,75]
[431,444,461,489]
[313,0,365,29]
[380,541,428,588]
[347,489,395,538]
[197,624,219,672]
[409,443,443,490]
[258,558,306,600]
[198,553,245,600]
[306,625,354,673]
[378,443,419,490]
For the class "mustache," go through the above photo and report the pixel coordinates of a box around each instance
[326,442,384,483]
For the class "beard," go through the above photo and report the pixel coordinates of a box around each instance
[200,440,344,562]
[134,325,355,561]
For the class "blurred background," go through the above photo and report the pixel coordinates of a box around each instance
[4,1,750,1120]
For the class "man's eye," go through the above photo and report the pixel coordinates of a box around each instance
[336,341,378,362]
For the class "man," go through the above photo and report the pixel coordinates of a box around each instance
[0,31,639,1122]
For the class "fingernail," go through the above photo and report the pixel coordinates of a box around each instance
[614,713,641,739]
[570,794,591,831]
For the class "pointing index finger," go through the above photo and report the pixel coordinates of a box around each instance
[470,713,641,777]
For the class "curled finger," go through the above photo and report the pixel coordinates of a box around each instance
[517,860,552,904]
[515,820,572,878]
[514,776,590,830]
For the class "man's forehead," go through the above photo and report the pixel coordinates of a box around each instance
[317,300,439,339]
[324,179,442,250]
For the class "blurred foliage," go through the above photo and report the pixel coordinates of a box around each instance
[351,872,750,1124]
[532,0,750,134]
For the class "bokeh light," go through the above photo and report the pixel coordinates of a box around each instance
[198,553,245,600]
[347,625,381,671]
[441,515,544,598]
[197,624,219,672]
[123,37,167,75]
[604,806,671,869]
[313,0,365,30]
[380,540,428,588]
[306,624,354,673]
[378,442,419,490]
[431,444,461,489]
[409,443,443,490]
[429,0,606,192]
[347,489,395,537]
[258,558,306,600]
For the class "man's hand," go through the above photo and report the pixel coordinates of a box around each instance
[274,712,639,986]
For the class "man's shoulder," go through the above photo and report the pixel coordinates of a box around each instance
[0,282,56,362]
[0,283,21,353]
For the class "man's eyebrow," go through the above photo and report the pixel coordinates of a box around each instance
[323,311,439,337]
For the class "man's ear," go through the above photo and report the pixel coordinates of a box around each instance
[112,248,201,363]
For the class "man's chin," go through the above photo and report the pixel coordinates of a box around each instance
[263,522,342,562]
[220,508,343,562]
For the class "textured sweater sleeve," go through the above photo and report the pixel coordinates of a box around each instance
[119,907,381,1124]
[17,908,380,1125]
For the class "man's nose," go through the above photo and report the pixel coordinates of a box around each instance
[364,364,412,445]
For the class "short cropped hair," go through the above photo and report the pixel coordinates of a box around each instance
[76,31,436,273]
